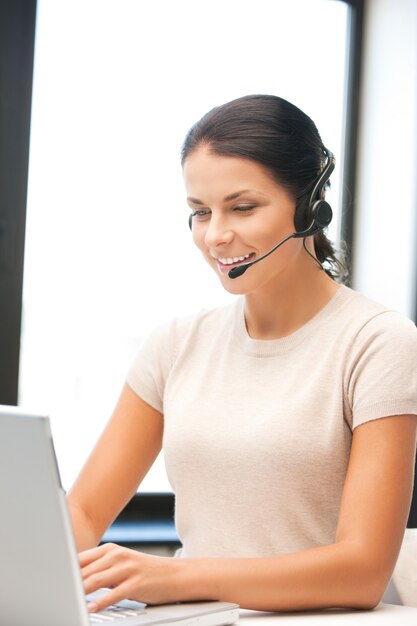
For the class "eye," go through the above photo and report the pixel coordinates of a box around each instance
[233,204,257,213]
[191,209,211,220]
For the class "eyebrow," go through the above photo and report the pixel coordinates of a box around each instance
[187,189,266,205]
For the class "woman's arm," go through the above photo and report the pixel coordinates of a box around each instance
[80,413,416,612]
[67,383,163,551]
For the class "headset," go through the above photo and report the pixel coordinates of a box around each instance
[188,148,335,279]
[292,148,335,237]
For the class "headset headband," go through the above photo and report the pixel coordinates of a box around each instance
[309,148,335,204]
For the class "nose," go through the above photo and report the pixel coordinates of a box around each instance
[203,213,234,248]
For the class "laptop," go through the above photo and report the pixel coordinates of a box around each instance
[0,406,239,626]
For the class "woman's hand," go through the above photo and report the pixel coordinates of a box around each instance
[79,543,183,612]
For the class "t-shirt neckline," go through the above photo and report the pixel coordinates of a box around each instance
[235,284,352,356]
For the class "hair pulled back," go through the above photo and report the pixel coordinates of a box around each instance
[181,94,348,282]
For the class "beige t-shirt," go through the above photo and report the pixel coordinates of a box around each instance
[127,286,417,558]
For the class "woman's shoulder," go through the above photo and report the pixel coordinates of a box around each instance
[336,285,417,349]
[127,301,240,407]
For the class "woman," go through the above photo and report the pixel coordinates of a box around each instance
[68,95,417,613]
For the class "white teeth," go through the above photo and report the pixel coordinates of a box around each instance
[218,254,250,265]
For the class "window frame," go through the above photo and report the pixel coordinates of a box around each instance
[0,0,37,406]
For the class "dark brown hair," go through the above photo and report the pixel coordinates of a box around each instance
[181,94,348,282]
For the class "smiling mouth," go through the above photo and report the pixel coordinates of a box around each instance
[217,253,251,265]
[216,253,255,273]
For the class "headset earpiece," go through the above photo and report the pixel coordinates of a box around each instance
[310,199,333,229]
[294,150,335,237]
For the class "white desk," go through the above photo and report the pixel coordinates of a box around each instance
[239,603,417,624]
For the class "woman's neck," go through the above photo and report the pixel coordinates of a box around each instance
[243,261,340,340]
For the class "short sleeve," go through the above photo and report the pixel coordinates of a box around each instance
[126,321,176,413]
[345,311,417,429]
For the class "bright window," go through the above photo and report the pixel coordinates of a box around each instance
[20,0,349,491]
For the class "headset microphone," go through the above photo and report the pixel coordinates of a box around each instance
[228,227,315,279]
[228,150,335,279]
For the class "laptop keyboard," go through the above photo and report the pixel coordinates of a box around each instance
[87,589,147,622]
[89,605,146,622]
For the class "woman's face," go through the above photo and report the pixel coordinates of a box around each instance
[183,146,305,295]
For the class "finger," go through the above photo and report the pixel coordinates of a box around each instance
[87,582,134,613]
[81,552,114,580]
[79,543,111,567]
[83,559,132,594]
[81,544,127,580]
[83,566,122,595]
